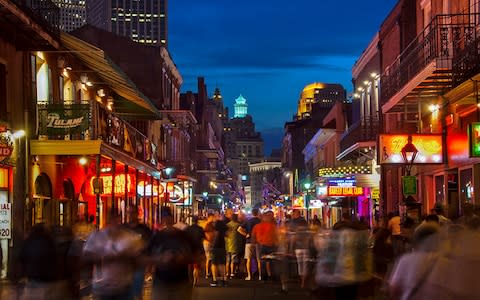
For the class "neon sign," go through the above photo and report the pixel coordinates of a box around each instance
[469,123,480,157]
[379,134,443,164]
[328,186,363,197]
[90,174,132,195]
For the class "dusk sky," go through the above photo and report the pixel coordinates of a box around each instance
[169,0,398,153]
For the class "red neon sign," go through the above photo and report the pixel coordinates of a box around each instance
[90,174,132,195]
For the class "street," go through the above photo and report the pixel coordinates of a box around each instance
[0,277,317,300]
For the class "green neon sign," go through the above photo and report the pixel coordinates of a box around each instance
[469,122,480,157]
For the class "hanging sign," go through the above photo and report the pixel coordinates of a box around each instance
[402,176,417,195]
[0,127,14,163]
[379,134,443,164]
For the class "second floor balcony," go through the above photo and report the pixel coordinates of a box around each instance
[381,14,477,113]
[340,115,379,154]
[36,100,159,167]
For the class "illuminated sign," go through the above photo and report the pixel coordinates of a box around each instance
[469,123,480,157]
[309,199,324,208]
[90,174,132,195]
[0,129,14,163]
[328,177,356,187]
[137,181,160,197]
[371,188,380,199]
[379,134,443,164]
[292,197,305,209]
[328,186,364,197]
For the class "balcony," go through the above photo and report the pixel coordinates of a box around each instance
[380,14,477,113]
[452,19,480,87]
[164,159,196,178]
[36,100,158,167]
[340,115,379,154]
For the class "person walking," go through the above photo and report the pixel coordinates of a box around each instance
[252,211,278,281]
[289,211,311,288]
[387,211,403,258]
[147,209,195,300]
[185,215,206,286]
[83,215,144,300]
[237,208,261,280]
[203,213,216,279]
[209,211,229,287]
[225,213,243,279]
[19,224,71,300]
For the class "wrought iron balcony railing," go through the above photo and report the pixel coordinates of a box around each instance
[381,13,478,103]
[340,115,379,154]
[37,100,158,167]
[452,16,480,87]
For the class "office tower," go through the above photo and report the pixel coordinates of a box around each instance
[87,0,168,46]
[47,0,86,32]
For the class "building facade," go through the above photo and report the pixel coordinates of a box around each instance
[52,0,86,32]
[86,0,168,46]
[249,161,282,208]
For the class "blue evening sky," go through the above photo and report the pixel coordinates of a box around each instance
[169,0,398,153]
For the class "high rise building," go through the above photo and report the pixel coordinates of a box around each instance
[223,94,263,185]
[296,82,345,120]
[52,0,86,32]
[87,0,168,46]
[234,94,248,118]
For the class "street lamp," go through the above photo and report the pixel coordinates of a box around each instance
[401,135,418,176]
[303,181,311,223]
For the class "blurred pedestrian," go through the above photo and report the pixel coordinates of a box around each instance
[185,215,205,286]
[203,213,215,279]
[147,210,195,300]
[387,211,403,257]
[83,215,144,300]
[125,212,153,300]
[388,222,440,300]
[237,208,261,281]
[209,211,229,287]
[289,210,310,288]
[315,215,372,300]
[19,224,70,300]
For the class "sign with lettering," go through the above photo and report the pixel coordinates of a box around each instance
[38,103,89,136]
[0,202,11,239]
[328,186,364,197]
[90,174,133,196]
[371,188,380,199]
[379,134,443,164]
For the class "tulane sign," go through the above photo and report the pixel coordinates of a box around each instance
[38,104,89,136]
[46,113,84,129]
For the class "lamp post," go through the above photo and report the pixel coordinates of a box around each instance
[401,135,418,176]
[400,135,420,218]
[303,181,311,223]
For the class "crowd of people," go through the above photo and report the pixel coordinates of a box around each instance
[6,203,480,300]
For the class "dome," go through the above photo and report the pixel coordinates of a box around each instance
[235,94,247,104]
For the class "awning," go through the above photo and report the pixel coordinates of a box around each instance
[30,140,102,155]
[60,33,161,119]
[30,140,161,178]
[337,141,376,161]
